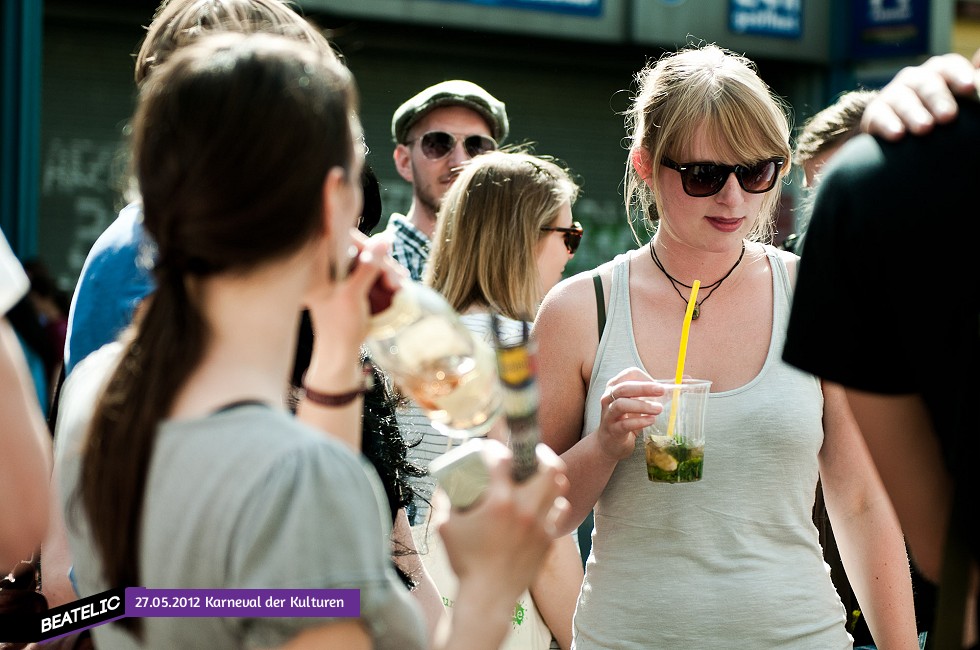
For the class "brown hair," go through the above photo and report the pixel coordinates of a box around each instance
[79,33,357,636]
[425,150,579,321]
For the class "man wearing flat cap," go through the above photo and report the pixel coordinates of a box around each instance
[385,80,509,281]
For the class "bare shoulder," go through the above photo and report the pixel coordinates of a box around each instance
[535,257,621,337]
[772,245,799,285]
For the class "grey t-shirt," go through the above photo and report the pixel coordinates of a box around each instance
[55,344,426,649]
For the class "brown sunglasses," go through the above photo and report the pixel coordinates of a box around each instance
[540,221,584,254]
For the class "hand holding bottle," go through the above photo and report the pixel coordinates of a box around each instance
[304,229,403,352]
[299,230,404,447]
[429,440,569,650]
[434,439,569,590]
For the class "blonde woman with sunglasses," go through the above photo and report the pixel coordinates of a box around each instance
[407,151,584,525]
[533,45,918,649]
[414,150,584,650]
[426,150,582,331]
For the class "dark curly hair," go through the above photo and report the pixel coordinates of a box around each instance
[289,163,426,589]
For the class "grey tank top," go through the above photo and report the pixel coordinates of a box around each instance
[574,247,851,649]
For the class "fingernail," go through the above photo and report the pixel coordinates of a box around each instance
[913,112,933,129]
[937,99,956,116]
[883,119,903,137]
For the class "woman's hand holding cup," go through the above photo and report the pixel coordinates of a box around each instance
[595,367,665,462]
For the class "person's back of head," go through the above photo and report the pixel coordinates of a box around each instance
[134,31,355,276]
[794,89,877,185]
[135,0,337,85]
[426,150,578,321]
[82,33,358,634]
[784,89,878,251]
[624,44,792,242]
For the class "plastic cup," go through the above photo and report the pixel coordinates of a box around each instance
[643,379,711,483]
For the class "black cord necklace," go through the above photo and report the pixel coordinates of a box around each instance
[649,241,746,320]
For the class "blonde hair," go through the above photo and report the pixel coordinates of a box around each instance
[425,150,579,321]
[793,89,877,167]
[624,44,792,243]
[135,0,337,85]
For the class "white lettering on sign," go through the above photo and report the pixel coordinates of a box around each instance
[41,137,125,289]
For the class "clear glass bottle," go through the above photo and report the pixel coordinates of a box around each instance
[366,281,502,438]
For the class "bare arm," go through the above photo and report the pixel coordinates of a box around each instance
[862,52,980,140]
[818,381,918,649]
[841,389,951,581]
[534,275,660,535]
[528,533,583,650]
[839,390,979,650]
[0,318,51,571]
[296,232,400,449]
[533,275,596,456]
[392,507,446,646]
[40,460,76,608]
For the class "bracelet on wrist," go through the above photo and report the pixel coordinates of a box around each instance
[301,361,375,407]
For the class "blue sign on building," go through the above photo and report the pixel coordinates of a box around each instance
[439,0,603,17]
[850,0,929,59]
[729,0,802,39]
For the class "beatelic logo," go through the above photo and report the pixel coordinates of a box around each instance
[0,587,126,644]
[40,592,124,635]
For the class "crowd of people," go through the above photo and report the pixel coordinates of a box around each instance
[1,0,978,648]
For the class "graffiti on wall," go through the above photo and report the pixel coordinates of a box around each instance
[41,136,127,290]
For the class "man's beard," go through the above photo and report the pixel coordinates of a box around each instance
[418,191,439,216]
[412,159,458,217]
[416,180,441,216]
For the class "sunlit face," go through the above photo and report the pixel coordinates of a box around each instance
[655,131,769,251]
[344,120,366,221]
[329,119,366,281]
[535,201,575,299]
[401,106,494,214]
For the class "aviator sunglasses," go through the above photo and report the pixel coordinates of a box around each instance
[407,131,498,160]
[662,156,785,197]
[540,221,584,255]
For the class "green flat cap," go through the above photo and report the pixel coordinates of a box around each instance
[392,80,509,144]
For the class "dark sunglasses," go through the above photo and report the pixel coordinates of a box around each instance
[540,221,584,254]
[407,131,498,160]
[661,156,785,197]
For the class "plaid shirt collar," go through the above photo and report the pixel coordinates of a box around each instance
[385,213,431,282]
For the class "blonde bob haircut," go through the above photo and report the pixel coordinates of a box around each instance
[425,150,579,322]
[624,44,792,243]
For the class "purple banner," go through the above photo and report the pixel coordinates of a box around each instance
[124,588,360,618]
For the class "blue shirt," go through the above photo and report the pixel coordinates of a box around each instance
[64,202,156,375]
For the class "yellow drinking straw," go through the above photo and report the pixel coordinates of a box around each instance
[667,280,701,437]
